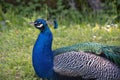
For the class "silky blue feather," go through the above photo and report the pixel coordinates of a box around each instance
[32,19,54,78]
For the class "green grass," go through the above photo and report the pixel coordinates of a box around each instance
[0,9,120,80]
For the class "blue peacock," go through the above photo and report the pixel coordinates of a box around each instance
[32,19,120,80]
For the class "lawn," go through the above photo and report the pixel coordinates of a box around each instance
[0,7,120,80]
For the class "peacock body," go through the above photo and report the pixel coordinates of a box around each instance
[32,19,120,80]
[53,42,120,67]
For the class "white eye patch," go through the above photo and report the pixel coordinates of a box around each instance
[37,24,43,28]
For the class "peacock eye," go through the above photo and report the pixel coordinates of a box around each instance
[34,22,38,26]
[34,21,44,28]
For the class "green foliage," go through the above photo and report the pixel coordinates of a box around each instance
[0,0,119,25]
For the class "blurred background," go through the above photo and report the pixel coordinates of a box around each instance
[0,0,120,25]
[0,0,120,80]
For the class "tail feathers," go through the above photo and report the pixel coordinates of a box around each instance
[53,42,105,56]
[101,46,120,66]
[53,42,120,67]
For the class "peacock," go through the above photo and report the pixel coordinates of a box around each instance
[32,19,120,80]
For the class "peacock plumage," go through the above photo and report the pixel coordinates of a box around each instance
[32,19,120,80]
[54,42,120,67]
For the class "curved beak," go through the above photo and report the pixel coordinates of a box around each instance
[29,22,34,25]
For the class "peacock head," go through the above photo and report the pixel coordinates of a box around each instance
[33,18,58,31]
[34,19,47,32]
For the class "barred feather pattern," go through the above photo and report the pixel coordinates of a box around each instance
[53,42,120,67]
[53,51,120,80]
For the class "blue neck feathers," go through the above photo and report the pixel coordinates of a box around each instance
[32,26,54,78]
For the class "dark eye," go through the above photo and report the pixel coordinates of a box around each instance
[34,22,38,26]
[34,22,42,26]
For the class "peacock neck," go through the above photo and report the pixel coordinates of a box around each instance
[32,27,54,78]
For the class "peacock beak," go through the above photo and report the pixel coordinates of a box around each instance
[29,22,34,25]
